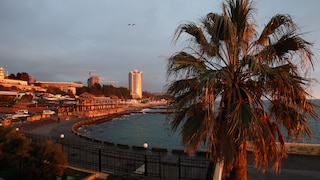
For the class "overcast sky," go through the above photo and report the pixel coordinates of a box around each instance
[1,0,320,97]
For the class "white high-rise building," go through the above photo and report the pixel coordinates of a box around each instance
[129,69,142,99]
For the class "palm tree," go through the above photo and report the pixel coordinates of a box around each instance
[166,0,318,179]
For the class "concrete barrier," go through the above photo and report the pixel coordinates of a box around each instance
[285,143,320,155]
[246,141,320,155]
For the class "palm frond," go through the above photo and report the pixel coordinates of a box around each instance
[258,14,295,45]
[166,0,317,176]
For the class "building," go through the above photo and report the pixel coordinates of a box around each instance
[128,69,142,99]
[0,65,82,94]
[87,76,100,87]
[0,66,28,86]
[35,81,83,95]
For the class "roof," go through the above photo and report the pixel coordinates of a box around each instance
[0,91,18,96]
[37,81,83,87]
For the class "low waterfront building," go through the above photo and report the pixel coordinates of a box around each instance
[75,92,121,118]
[34,81,83,95]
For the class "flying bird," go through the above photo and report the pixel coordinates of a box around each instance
[128,23,135,26]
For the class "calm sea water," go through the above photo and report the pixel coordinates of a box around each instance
[78,101,320,150]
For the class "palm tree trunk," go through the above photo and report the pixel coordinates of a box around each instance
[227,141,247,180]
[206,160,224,180]
[213,160,224,180]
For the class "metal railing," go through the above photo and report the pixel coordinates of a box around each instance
[24,133,210,179]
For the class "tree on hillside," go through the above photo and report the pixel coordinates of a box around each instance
[46,86,66,95]
[102,85,132,99]
[8,73,16,79]
[17,72,30,82]
[166,0,318,179]
[77,84,132,99]
[8,72,30,82]
[89,83,104,96]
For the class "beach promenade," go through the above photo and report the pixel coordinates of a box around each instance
[20,115,320,180]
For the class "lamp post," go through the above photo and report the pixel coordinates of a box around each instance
[60,133,65,150]
[15,127,19,132]
[143,142,148,149]
[143,142,148,176]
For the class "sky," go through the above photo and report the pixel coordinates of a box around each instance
[0,0,320,97]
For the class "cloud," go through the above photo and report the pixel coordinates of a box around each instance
[0,0,319,95]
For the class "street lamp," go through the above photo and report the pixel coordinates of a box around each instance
[15,127,19,132]
[60,133,65,150]
[143,142,148,176]
[60,133,65,140]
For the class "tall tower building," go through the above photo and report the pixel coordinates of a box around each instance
[129,69,142,99]
[87,76,100,87]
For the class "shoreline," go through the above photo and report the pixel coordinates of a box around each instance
[19,102,165,137]
[19,102,320,156]
[17,104,320,179]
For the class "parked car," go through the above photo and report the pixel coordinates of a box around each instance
[15,109,28,114]
[42,110,55,115]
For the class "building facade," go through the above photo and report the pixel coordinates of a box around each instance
[128,69,142,99]
[36,81,83,94]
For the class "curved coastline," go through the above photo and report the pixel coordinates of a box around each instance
[71,103,173,148]
[18,103,320,179]
[19,101,320,156]
[71,105,320,156]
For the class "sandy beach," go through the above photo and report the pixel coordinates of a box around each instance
[19,114,320,180]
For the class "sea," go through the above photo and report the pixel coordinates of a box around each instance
[78,101,320,151]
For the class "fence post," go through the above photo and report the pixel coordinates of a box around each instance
[99,148,102,172]
[178,154,181,179]
[159,152,161,179]
[144,154,148,176]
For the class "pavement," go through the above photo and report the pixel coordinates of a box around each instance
[19,115,320,180]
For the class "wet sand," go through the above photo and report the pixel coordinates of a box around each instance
[20,115,320,180]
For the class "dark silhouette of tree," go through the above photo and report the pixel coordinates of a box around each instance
[46,86,67,95]
[88,83,104,96]
[77,84,132,99]
[76,86,89,95]
[25,140,67,179]
[102,85,132,99]
[0,128,66,179]
[17,72,30,82]
[8,73,16,79]
[8,72,30,82]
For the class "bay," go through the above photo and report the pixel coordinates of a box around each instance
[78,101,320,150]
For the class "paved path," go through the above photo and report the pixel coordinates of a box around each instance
[20,116,85,141]
[20,116,320,180]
